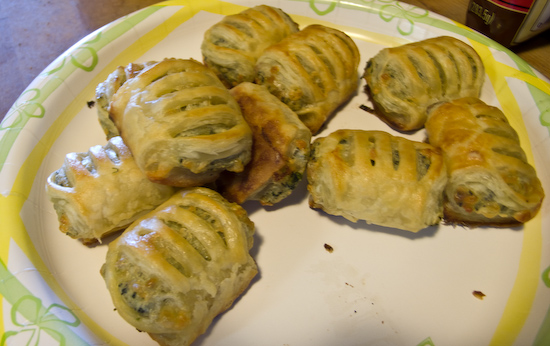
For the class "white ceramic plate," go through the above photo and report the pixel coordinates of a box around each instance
[1,1,550,345]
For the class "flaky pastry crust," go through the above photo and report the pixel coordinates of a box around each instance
[425,97,544,226]
[256,24,360,134]
[217,82,311,205]
[46,136,174,244]
[95,62,155,138]
[108,58,253,187]
[201,5,299,88]
[307,130,447,232]
[101,187,257,346]
[363,36,484,132]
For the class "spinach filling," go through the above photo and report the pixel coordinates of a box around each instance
[416,150,431,181]
[161,219,212,262]
[53,169,72,188]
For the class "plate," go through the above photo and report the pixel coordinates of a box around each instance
[1,1,550,345]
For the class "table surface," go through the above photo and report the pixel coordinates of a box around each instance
[1,0,549,122]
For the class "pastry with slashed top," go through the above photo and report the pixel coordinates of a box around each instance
[363,36,484,132]
[101,187,257,346]
[108,58,253,187]
[255,24,360,134]
[425,97,544,226]
[307,129,447,232]
[46,136,174,244]
[201,5,299,88]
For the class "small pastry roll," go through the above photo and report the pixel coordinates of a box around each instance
[255,24,360,134]
[201,5,299,88]
[94,62,154,138]
[101,187,257,346]
[425,97,545,226]
[217,82,311,205]
[109,58,253,187]
[307,130,447,232]
[45,136,175,245]
[363,36,484,132]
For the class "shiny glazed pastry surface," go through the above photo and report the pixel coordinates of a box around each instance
[217,82,311,205]
[255,24,360,134]
[201,5,299,88]
[45,136,175,244]
[101,187,257,346]
[108,58,253,187]
[363,36,484,132]
[425,97,545,226]
[307,129,447,232]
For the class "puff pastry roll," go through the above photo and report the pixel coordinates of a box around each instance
[425,97,544,226]
[307,130,447,232]
[109,58,253,187]
[201,5,299,88]
[217,82,311,205]
[95,62,154,138]
[45,136,175,245]
[255,24,360,134]
[101,187,257,346]
[363,36,484,132]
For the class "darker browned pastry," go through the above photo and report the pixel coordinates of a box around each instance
[217,82,311,205]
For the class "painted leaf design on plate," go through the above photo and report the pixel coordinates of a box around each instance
[1,88,45,131]
[1,295,80,346]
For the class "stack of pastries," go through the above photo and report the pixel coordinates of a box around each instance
[44,4,545,346]
[45,5,361,345]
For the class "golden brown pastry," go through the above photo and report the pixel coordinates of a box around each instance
[45,136,175,245]
[363,36,484,132]
[255,24,360,134]
[217,82,311,205]
[307,130,447,232]
[94,62,155,138]
[101,187,257,346]
[108,58,253,187]
[201,5,299,88]
[425,97,545,226]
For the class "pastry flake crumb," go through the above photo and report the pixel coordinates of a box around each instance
[473,290,486,300]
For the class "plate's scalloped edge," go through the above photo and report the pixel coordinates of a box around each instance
[0,5,163,174]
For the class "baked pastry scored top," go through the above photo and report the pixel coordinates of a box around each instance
[307,130,447,232]
[255,24,361,134]
[94,62,155,139]
[108,58,253,187]
[217,82,311,205]
[425,97,545,226]
[101,187,258,346]
[363,36,485,132]
[45,136,175,245]
[201,5,299,88]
